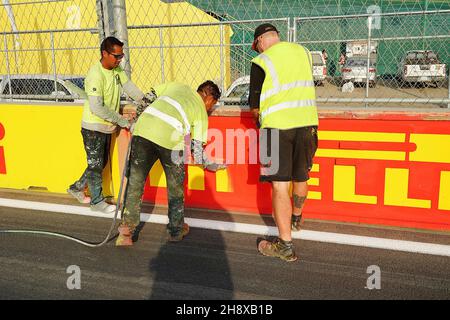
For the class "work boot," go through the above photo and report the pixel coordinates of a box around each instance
[90,200,116,214]
[167,223,190,242]
[67,188,91,204]
[115,225,133,246]
[291,213,304,231]
[258,237,298,262]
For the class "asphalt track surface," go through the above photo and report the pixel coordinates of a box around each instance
[1,202,450,301]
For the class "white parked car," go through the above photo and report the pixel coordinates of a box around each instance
[341,58,376,87]
[221,63,327,106]
[399,50,446,87]
[0,74,86,102]
[310,51,327,86]
[222,76,250,106]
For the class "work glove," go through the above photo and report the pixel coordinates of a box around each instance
[191,139,227,171]
[204,162,228,172]
[117,117,131,129]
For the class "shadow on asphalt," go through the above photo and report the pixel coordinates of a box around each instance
[147,173,234,299]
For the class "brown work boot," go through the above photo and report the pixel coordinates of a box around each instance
[258,237,298,262]
[167,223,190,242]
[115,225,133,246]
[291,213,304,231]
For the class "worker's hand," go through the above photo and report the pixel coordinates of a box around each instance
[250,108,261,128]
[124,111,136,119]
[204,162,228,172]
[123,112,136,122]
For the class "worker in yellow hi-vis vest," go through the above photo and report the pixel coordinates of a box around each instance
[67,37,152,214]
[116,81,226,246]
[249,24,319,262]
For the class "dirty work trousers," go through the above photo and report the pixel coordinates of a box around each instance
[70,128,111,205]
[121,135,185,236]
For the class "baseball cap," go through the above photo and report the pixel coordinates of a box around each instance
[251,23,279,52]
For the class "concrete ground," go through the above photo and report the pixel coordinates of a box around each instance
[0,189,449,300]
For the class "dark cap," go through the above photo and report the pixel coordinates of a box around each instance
[251,23,279,52]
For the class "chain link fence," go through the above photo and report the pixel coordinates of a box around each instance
[295,10,450,107]
[0,0,449,108]
[0,0,99,102]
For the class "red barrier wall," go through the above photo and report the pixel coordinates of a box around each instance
[140,108,450,231]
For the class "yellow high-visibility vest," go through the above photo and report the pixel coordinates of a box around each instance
[133,82,208,150]
[251,42,318,129]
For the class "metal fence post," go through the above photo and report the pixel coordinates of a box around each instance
[242,28,245,77]
[4,34,12,100]
[287,17,292,42]
[159,27,165,83]
[366,16,372,107]
[96,0,114,42]
[95,0,105,42]
[113,0,131,79]
[293,18,297,43]
[220,24,225,95]
[50,32,58,102]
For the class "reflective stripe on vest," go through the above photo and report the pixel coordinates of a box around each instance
[144,95,191,135]
[260,80,315,103]
[144,107,184,134]
[252,42,317,128]
[258,53,315,104]
[260,99,316,119]
[259,54,280,88]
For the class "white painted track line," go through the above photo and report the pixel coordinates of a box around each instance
[0,197,449,257]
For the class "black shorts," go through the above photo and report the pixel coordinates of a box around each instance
[259,126,318,182]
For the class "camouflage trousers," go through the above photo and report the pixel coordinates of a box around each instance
[121,136,185,236]
[70,128,111,205]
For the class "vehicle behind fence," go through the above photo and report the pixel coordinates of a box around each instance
[0,0,449,108]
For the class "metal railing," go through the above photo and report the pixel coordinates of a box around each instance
[126,18,289,95]
[0,27,98,103]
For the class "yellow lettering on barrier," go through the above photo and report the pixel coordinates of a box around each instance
[333,165,377,204]
[309,178,319,186]
[215,168,231,192]
[438,171,450,211]
[410,134,450,164]
[149,161,166,187]
[319,131,406,142]
[316,149,405,161]
[308,165,320,198]
[307,191,322,200]
[188,166,205,190]
[316,131,406,161]
[384,168,431,208]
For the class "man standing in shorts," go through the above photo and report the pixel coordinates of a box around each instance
[249,23,319,262]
